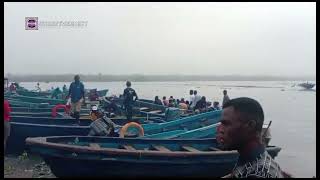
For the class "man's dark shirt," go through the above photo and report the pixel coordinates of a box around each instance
[123,87,138,106]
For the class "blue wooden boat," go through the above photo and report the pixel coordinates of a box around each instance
[97,89,108,97]
[6,115,165,155]
[6,111,221,154]
[5,94,66,104]
[11,107,91,114]
[103,97,182,120]
[25,136,281,177]
[16,89,52,97]
[7,99,55,108]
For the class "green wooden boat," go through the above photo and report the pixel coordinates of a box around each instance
[5,94,66,105]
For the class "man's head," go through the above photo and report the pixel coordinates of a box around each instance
[74,75,80,82]
[213,101,219,107]
[126,81,131,87]
[163,96,166,100]
[194,90,197,95]
[218,97,264,150]
[223,90,227,95]
[189,90,194,95]
[155,96,159,100]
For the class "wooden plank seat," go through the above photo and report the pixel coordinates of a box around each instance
[209,147,221,151]
[119,144,136,151]
[181,145,201,152]
[148,110,163,114]
[139,107,149,111]
[151,145,171,152]
[89,143,101,149]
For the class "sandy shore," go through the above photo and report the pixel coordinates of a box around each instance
[4,153,55,178]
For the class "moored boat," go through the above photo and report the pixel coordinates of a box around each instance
[25,136,282,177]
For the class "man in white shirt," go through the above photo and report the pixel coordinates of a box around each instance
[192,90,201,108]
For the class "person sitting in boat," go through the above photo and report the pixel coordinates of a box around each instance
[162,96,169,106]
[104,97,121,116]
[154,96,163,105]
[176,99,180,106]
[180,98,185,104]
[217,97,290,178]
[90,105,104,121]
[212,101,220,111]
[62,84,67,92]
[89,89,99,101]
[178,101,188,112]
[51,87,62,99]
[9,83,16,93]
[194,96,207,112]
[168,99,175,107]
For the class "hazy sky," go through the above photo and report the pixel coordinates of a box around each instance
[4,2,316,76]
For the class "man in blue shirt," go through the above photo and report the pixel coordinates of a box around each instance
[67,75,85,123]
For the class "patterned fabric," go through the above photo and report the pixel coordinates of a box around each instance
[232,151,284,178]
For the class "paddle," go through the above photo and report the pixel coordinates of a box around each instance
[262,120,272,138]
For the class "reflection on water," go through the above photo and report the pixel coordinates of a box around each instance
[19,81,316,177]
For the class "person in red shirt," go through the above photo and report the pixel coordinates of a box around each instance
[4,100,11,152]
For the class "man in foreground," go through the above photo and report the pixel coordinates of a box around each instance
[218,97,287,178]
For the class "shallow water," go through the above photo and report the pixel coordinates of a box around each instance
[19,81,316,177]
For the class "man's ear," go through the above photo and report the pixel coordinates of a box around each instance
[247,120,257,131]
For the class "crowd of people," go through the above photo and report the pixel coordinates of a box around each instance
[152,89,231,114]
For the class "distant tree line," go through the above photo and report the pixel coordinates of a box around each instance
[5,74,315,82]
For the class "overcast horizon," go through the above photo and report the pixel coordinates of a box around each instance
[4,2,316,77]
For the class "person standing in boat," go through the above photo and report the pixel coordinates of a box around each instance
[4,99,11,153]
[222,90,230,106]
[189,90,194,106]
[67,75,85,124]
[191,90,201,109]
[123,81,138,121]
[35,82,41,92]
[217,97,289,178]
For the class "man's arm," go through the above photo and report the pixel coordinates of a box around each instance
[134,91,138,101]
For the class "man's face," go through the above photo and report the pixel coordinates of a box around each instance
[218,106,248,150]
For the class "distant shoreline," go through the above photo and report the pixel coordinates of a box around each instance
[4,74,315,82]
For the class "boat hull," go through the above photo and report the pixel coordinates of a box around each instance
[26,136,281,178]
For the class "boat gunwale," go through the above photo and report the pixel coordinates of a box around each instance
[26,136,280,157]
